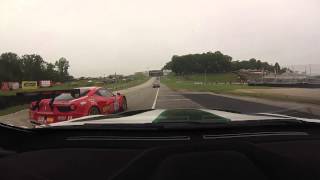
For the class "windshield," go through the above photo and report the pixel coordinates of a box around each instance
[55,88,90,101]
[0,0,320,129]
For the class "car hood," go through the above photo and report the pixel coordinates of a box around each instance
[48,109,320,127]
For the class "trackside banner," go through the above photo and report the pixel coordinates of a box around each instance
[22,81,38,89]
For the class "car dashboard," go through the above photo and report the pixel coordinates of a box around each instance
[1,123,320,180]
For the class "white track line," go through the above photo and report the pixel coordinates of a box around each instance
[152,88,160,109]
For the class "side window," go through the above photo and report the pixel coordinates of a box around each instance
[96,89,113,97]
[105,89,114,97]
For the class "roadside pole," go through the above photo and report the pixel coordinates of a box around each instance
[204,69,207,85]
[115,72,117,90]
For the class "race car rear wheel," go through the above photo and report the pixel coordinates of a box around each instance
[88,106,100,115]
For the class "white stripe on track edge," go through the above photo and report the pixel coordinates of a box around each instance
[152,88,160,109]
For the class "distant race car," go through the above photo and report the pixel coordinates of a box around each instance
[152,81,160,88]
[29,87,127,125]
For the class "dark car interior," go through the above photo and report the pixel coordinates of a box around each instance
[1,123,320,180]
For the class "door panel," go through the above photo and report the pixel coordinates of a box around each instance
[95,88,117,114]
[106,97,115,114]
[113,96,120,113]
[93,95,108,114]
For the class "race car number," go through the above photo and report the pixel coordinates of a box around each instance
[38,116,45,123]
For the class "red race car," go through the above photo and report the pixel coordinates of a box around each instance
[29,87,127,125]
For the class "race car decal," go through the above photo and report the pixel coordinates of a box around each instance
[102,105,110,113]
[88,98,96,104]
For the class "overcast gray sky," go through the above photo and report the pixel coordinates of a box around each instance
[1,0,320,77]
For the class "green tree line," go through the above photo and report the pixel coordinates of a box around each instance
[163,51,286,75]
[0,52,73,82]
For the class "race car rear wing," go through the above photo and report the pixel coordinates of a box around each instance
[17,89,81,110]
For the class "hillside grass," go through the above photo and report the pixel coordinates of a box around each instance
[109,75,149,91]
[172,73,239,83]
[161,73,267,94]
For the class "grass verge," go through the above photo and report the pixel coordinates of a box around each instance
[109,76,149,91]
[162,74,320,105]
[175,73,239,82]
[161,74,267,94]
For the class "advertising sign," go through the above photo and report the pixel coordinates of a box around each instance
[9,82,20,90]
[39,80,52,87]
[149,70,163,77]
[22,81,38,89]
[1,82,10,91]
